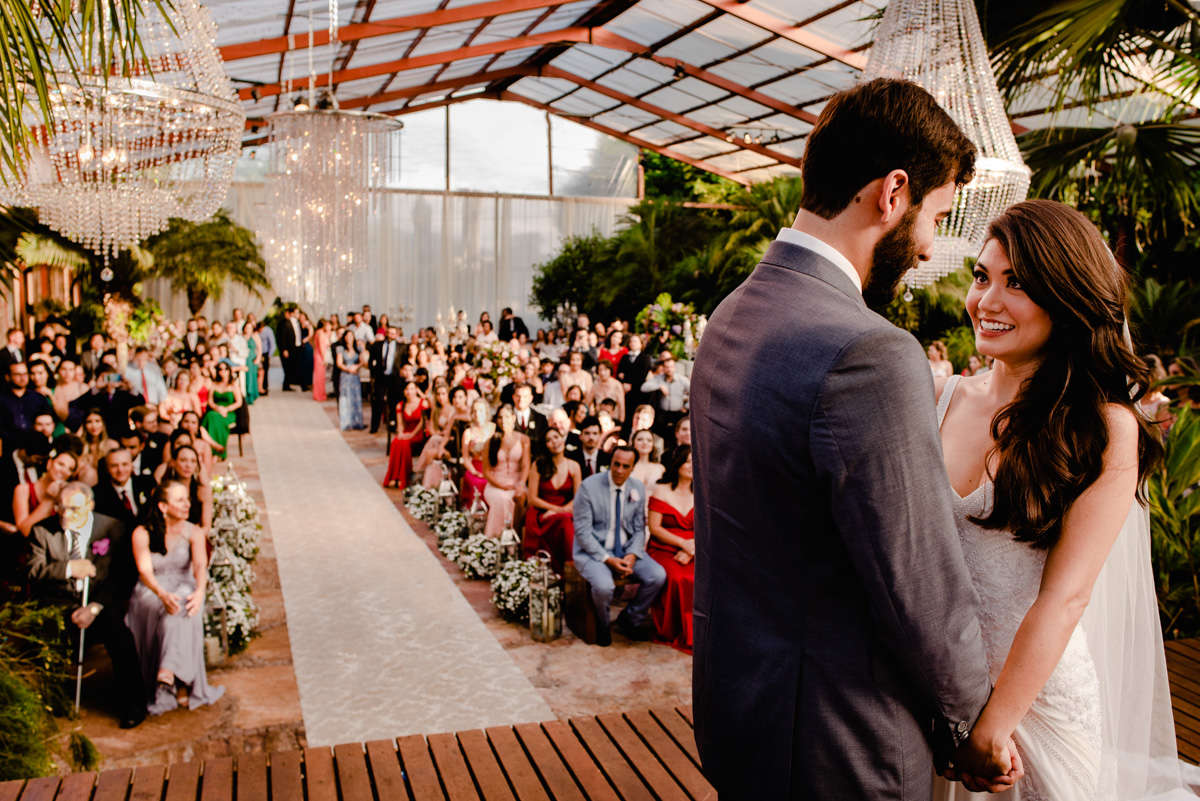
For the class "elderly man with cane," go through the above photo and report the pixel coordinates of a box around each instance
[28,482,146,728]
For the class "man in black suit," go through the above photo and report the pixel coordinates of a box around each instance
[497,307,529,342]
[616,333,652,414]
[512,383,547,452]
[369,327,406,434]
[568,416,610,478]
[79,333,108,383]
[28,482,145,727]
[0,361,53,440]
[179,318,206,362]
[67,368,138,437]
[0,327,24,379]
[276,307,302,391]
[93,448,154,530]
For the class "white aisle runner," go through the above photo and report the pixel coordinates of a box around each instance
[250,393,553,746]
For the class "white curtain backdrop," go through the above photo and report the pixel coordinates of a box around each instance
[144,184,635,329]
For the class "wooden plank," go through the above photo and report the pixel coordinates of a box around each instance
[333,744,376,801]
[623,712,714,801]
[18,777,60,801]
[539,721,620,801]
[238,754,268,801]
[269,752,303,801]
[129,767,164,801]
[567,718,653,801]
[198,759,233,801]
[163,763,199,801]
[674,707,693,727]
[428,733,481,801]
[397,735,444,801]
[303,749,338,801]
[364,740,409,801]
[56,773,97,801]
[484,727,550,801]
[457,730,515,801]
[511,723,588,801]
[0,782,25,801]
[595,715,687,801]
[92,771,132,801]
[1169,639,1200,662]
[647,709,700,766]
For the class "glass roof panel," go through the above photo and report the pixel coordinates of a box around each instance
[664,75,730,103]
[770,138,808,158]
[346,31,421,62]
[408,20,479,57]
[473,9,554,42]
[213,17,282,48]
[738,163,800,182]
[603,4,688,46]
[633,124,685,146]
[383,65,450,90]
[436,54,497,81]
[224,53,282,84]
[804,1,883,49]
[694,14,778,52]
[487,47,540,70]
[596,65,670,97]
[551,87,621,116]
[367,0,446,17]
[706,149,775,170]
[591,105,661,131]
[749,0,833,21]
[654,30,740,65]
[509,76,578,103]
[668,137,737,159]
[798,61,859,94]
[639,84,717,114]
[336,76,392,98]
[551,45,629,80]
[527,1,600,35]
[642,119,694,140]
[755,72,828,105]
[688,103,752,128]
[753,113,812,134]
[710,94,771,117]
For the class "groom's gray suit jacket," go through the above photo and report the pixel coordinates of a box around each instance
[690,240,992,800]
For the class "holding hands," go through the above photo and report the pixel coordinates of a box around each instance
[943,730,1024,793]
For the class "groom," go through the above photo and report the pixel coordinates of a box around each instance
[690,78,1021,799]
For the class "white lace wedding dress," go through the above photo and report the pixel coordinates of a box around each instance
[932,376,1193,801]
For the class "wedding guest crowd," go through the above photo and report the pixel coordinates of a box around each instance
[0,310,272,729]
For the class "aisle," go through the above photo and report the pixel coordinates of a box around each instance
[249,391,553,746]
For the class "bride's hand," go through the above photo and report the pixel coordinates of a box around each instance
[948,734,1023,793]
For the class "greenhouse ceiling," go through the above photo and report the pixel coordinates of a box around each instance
[212,0,1199,185]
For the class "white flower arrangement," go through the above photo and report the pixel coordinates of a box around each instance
[206,468,263,653]
[434,511,469,541]
[438,535,464,563]
[490,558,538,623]
[405,487,440,523]
[456,533,501,579]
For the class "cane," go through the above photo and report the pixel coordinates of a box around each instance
[74,575,90,715]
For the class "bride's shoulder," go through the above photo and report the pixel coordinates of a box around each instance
[1103,403,1140,450]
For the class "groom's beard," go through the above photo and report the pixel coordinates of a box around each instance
[862,207,920,313]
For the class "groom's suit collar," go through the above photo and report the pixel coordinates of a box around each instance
[761,237,864,305]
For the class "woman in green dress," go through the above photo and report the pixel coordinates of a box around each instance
[201,361,242,460]
[243,321,260,406]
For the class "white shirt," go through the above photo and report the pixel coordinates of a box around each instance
[353,322,374,344]
[581,448,600,475]
[776,228,862,294]
[114,479,138,515]
[64,513,97,588]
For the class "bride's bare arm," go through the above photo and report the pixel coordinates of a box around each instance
[969,403,1140,751]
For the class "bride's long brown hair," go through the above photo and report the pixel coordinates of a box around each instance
[972,199,1163,549]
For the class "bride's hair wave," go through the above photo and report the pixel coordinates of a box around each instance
[971,199,1163,549]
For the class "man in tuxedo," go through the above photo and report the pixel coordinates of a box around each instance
[180,318,206,361]
[276,307,302,390]
[257,323,275,396]
[497,307,529,342]
[369,327,405,434]
[0,327,24,378]
[569,417,609,479]
[617,334,652,412]
[571,445,665,646]
[361,304,377,331]
[79,333,108,382]
[512,383,547,449]
[548,408,580,457]
[67,368,139,437]
[689,79,1015,799]
[0,361,53,440]
[28,483,145,727]
[94,448,154,530]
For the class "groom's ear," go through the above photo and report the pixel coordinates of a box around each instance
[877,169,911,223]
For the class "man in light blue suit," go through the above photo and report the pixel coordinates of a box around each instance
[572,445,666,647]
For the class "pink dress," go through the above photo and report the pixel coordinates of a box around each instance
[483,438,524,537]
[312,330,327,401]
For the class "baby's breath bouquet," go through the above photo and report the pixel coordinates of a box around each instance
[439,535,465,563]
[206,468,263,653]
[456,533,501,579]
[404,487,440,523]
[434,510,469,541]
[490,558,539,623]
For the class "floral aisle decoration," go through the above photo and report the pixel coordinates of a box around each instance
[473,340,525,386]
[490,558,540,623]
[404,487,440,523]
[434,511,469,542]
[438,535,465,563]
[635,293,707,360]
[456,533,502,579]
[206,469,263,654]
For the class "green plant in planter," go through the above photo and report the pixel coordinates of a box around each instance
[1148,405,1200,639]
[0,662,53,780]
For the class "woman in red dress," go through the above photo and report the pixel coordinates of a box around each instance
[383,381,428,489]
[596,330,628,372]
[647,445,695,652]
[523,428,581,574]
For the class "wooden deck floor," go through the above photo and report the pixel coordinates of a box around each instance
[5,645,1200,800]
[0,707,715,801]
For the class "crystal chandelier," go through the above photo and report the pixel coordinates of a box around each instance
[862,0,1031,289]
[3,0,244,260]
[261,109,400,305]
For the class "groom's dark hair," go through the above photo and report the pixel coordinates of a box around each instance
[800,79,976,219]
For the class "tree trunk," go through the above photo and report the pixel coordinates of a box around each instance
[187,288,208,315]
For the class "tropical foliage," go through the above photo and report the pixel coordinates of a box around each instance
[1149,405,1200,638]
[145,210,270,315]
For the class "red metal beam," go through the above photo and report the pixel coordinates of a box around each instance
[690,0,867,70]
[539,65,802,168]
[500,90,751,185]
[219,0,579,61]
[236,28,594,101]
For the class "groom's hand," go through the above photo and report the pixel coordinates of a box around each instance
[944,733,1023,793]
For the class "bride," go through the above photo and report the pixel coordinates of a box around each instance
[932,199,1191,800]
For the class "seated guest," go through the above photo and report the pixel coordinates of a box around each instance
[94,448,154,531]
[31,411,57,448]
[511,383,547,448]
[68,368,138,436]
[159,371,201,429]
[77,409,112,486]
[482,404,530,537]
[382,381,428,489]
[52,360,88,423]
[541,362,571,410]
[570,417,610,479]
[640,355,689,449]
[14,441,76,536]
[630,429,664,489]
[177,411,216,475]
[117,431,154,480]
[524,428,580,574]
[459,397,493,506]
[200,361,241,460]
[28,482,145,728]
[587,360,625,423]
[673,416,691,448]
[129,407,165,476]
[0,361,53,440]
[625,404,664,454]
[571,445,665,646]
[159,445,212,531]
[126,481,225,715]
[647,446,695,652]
[417,385,470,489]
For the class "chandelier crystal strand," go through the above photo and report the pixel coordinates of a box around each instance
[2,0,243,259]
[862,0,1031,288]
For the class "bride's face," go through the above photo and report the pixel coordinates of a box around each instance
[966,239,1053,366]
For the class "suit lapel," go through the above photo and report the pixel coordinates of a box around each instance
[760,240,864,304]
